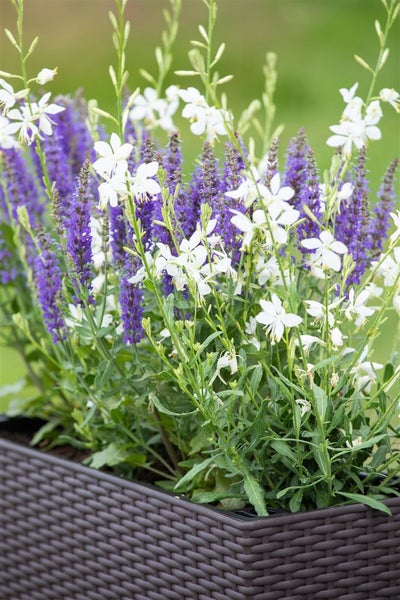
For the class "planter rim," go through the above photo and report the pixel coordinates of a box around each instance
[1,434,398,529]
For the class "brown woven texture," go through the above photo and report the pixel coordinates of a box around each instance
[1,438,400,599]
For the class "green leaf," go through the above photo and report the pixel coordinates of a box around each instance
[30,420,60,447]
[191,490,242,504]
[338,492,392,515]
[89,443,132,469]
[312,446,329,477]
[271,439,297,462]
[313,384,328,420]
[243,472,268,516]
[175,456,216,491]
[149,392,197,417]
[250,364,263,399]
[289,489,303,513]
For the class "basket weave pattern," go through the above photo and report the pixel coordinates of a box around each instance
[1,437,400,599]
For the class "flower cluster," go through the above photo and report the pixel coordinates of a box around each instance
[0,0,399,517]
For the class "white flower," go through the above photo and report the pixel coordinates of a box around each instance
[225,166,269,207]
[33,92,65,136]
[93,132,133,178]
[296,334,324,353]
[350,346,383,394]
[6,104,39,144]
[245,317,260,350]
[230,208,266,249]
[344,288,375,327]
[97,170,128,209]
[390,210,400,243]
[339,82,359,104]
[266,202,300,247]
[130,86,179,131]
[379,88,400,112]
[330,326,345,348]
[0,115,19,149]
[346,436,363,449]
[255,255,285,287]
[296,398,311,417]
[179,86,230,142]
[376,247,400,287]
[327,84,383,156]
[131,161,161,201]
[255,294,302,343]
[302,230,347,272]
[179,87,207,118]
[305,298,342,327]
[216,349,238,375]
[130,87,165,122]
[36,68,57,85]
[261,172,295,210]
[0,79,28,112]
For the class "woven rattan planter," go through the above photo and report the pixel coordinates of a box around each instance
[1,434,400,599]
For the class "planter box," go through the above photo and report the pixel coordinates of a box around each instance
[1,434,400,599]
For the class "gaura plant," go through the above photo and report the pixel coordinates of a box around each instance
[0,0,399,516]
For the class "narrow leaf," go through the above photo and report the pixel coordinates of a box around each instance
[338,492,391,515]
[243,472,268,516]
[175,456,215,490]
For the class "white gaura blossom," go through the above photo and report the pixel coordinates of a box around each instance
[305,297,343,328]
[131,161,161,201]
[130,85,179,131]
[0,79,28,112]
[344,288,376,327]
[374,247,400,314]
[0,115,19,149]
[6,103,39,144]
[390,210,400,244]
[94,136,160,209]
[379,88,400,112]
[296,334,325,353]
[93,133,133,178]
[255,254,289,287]
[231,199,299,251]
[245,317,260,350]
[261,173,295,210]
[36,68,57,85]
[255,294,302,344]
[230,208,266,249]
[296,398,311,417]
[179,87,231,142]
[6,93,64,143]
[155,220,234,299]
[225,166,269,208]
[302,230,347,273]
[330,326,345,349]
[350,346,383,394]
[327,83,382,157]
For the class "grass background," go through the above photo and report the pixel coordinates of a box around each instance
[0,0,399,397]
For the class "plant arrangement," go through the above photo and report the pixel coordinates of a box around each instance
[0,0,399,517]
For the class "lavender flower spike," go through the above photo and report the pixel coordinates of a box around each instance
[66,160,94,303]
[35,233,65,342]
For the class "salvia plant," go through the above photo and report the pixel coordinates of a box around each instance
[0,0,399,516]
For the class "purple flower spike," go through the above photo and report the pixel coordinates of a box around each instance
[336,147,371,286]
[66,160,94,303]
[33,126,74,222]
[119,257,145,344]
[297,146,323,249]
[2,147,44,225]
[369,158,398,259]
[283,129,309,211]
[34,233,65,343]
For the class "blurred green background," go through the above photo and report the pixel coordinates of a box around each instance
[0,0,399,400]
